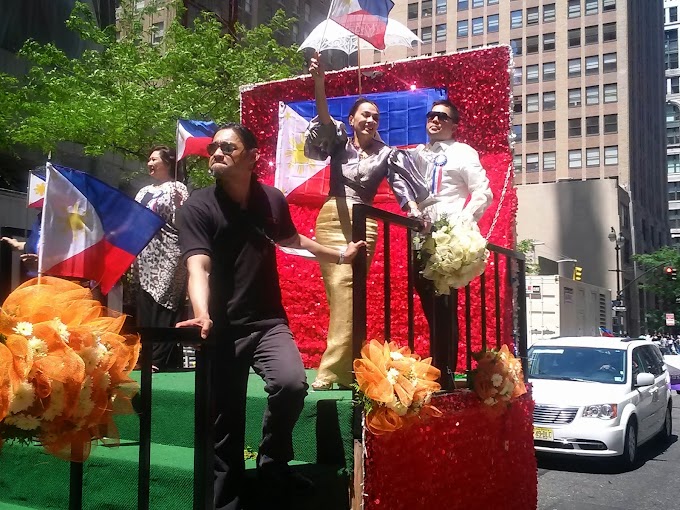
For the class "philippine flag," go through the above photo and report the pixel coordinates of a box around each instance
[39,163,165,294]
[599,326,615,337]
[176,119,219,160]
[329,0,395,50]
[27,171,46,209]
[276,87,446,206]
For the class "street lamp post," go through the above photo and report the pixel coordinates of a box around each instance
[608,227,626,335]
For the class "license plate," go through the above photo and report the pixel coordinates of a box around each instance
[533,427,554,441]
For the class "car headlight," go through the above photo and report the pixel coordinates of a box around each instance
[583,404,618,419]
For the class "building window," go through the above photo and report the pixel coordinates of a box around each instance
[513,154,522,173]
[526,65,539,84]
[603,23,616,42]
[408,2,418,19]
[422,0,433,17]
[543,62,556,81]
[488,14,499,33]
[568,28,581,48]
[543,121,556,140]
[603,0,616,12]
[526,153,539,172]
[513,124,522,142]
[422,26,433,43]
[586,147,600,166]
[513,96,523,113]
[244,0,252,13]
[568,0,581,18]
[603,52,617,72]
[543,3,556,22]
[585,55,599,75]
[585,85,599,105]
[304,2,310,20]
[292,24,298,39]
[526,123,539,141]
[472,0,484,7]
[436,23,447,42]
[568,149,582,168]
[668,153,680,173]
[510,38,522,56]
[586,116,600,135]
[668,104,680,145]
[603,83,618,102]
[472,17,483,35]
[568,58,581,77]
[543,91,556,110]
[526,36,539,54]
[487,0,499,4]
[569,88,582,107]
[543,152,556,170]
[513,67,522,85]
[666,30,679,70]
[527,7,539,25]
[511,10,522,29]
[669,77,680,94]
[457,20,469,37]
[604,146,618,165]
[151,21,164,45]
[671,6,678,23]
[585,25,598,45]
[585,0,598,15]
[543,33,556,52]
[526,94,539,112]
[604,114,618,134]
[437,0,448,15]
[458,0,469,10]
[569,118,582,137]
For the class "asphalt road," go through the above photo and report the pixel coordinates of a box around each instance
[537,394,680,510]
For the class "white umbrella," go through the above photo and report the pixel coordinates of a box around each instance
[299,18,421,55]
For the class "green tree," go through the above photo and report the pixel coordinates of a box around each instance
[516,239,540,275]
[0,0,304,185]
[633,246,680,331]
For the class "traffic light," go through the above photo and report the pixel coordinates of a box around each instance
[573,266,582,281]
[665,266,675,280]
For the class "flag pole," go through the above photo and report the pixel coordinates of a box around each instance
[357,35,362,96]
[318,0,335,52]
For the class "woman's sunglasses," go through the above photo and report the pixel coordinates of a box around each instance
[426,111,454,122]
[207,141,238,156]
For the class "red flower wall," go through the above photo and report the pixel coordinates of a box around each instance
[241,47,517,368]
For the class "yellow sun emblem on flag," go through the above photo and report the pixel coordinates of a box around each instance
[34,182,46,197]
[66,202,88,234]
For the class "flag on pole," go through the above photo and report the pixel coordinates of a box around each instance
[329,0,395,50]
[176,119,219,160]
[276,87,446,206]
[599,326,615,337]
[27,171,46,209]
[39,163,165,294]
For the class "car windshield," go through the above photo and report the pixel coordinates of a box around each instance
[528,345,627,384]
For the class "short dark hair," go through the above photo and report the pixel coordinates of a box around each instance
[150,145,176,167]
[431,99,459,124]
[215,122,259,150]
[349,97,379,118]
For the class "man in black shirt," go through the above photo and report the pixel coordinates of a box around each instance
[176,123,365,510]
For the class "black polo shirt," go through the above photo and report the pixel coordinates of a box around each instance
[177,179,297,329]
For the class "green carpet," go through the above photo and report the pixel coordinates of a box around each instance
[0,370,353,509]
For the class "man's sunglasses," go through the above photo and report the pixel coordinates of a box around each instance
[426,111,454,122]
[207,141,238,156]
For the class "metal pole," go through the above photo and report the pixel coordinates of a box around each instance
[615,243,622,335]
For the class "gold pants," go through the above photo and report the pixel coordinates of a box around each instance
[314,198,378,386]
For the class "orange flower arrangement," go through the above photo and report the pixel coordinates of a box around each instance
[353,339,443,435]
[0,277,140,462]
[471,345,527,415]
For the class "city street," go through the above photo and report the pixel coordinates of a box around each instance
[538,395,680,510]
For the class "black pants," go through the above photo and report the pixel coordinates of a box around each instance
[136,290,184,369]
[413,264,458,375]
[214,323,308,510]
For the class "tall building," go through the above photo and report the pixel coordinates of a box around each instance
[375,0,666,335]
[665,0,680,246]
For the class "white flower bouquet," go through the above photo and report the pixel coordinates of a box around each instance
[413,215,489,295]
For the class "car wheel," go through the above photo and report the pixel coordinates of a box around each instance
[657,404,673,443]
[618,420,638,470]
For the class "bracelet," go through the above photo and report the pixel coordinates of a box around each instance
[337,249,346,265]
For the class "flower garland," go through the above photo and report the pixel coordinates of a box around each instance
[0,277,140,462]
[413,216,489,295]
[471,345,527,415]
[353,339,442,435]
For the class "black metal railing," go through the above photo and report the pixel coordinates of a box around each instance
[351,204,528,396]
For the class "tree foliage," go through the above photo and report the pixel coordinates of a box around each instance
[0,0,304,182]
[633,247,680,330]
